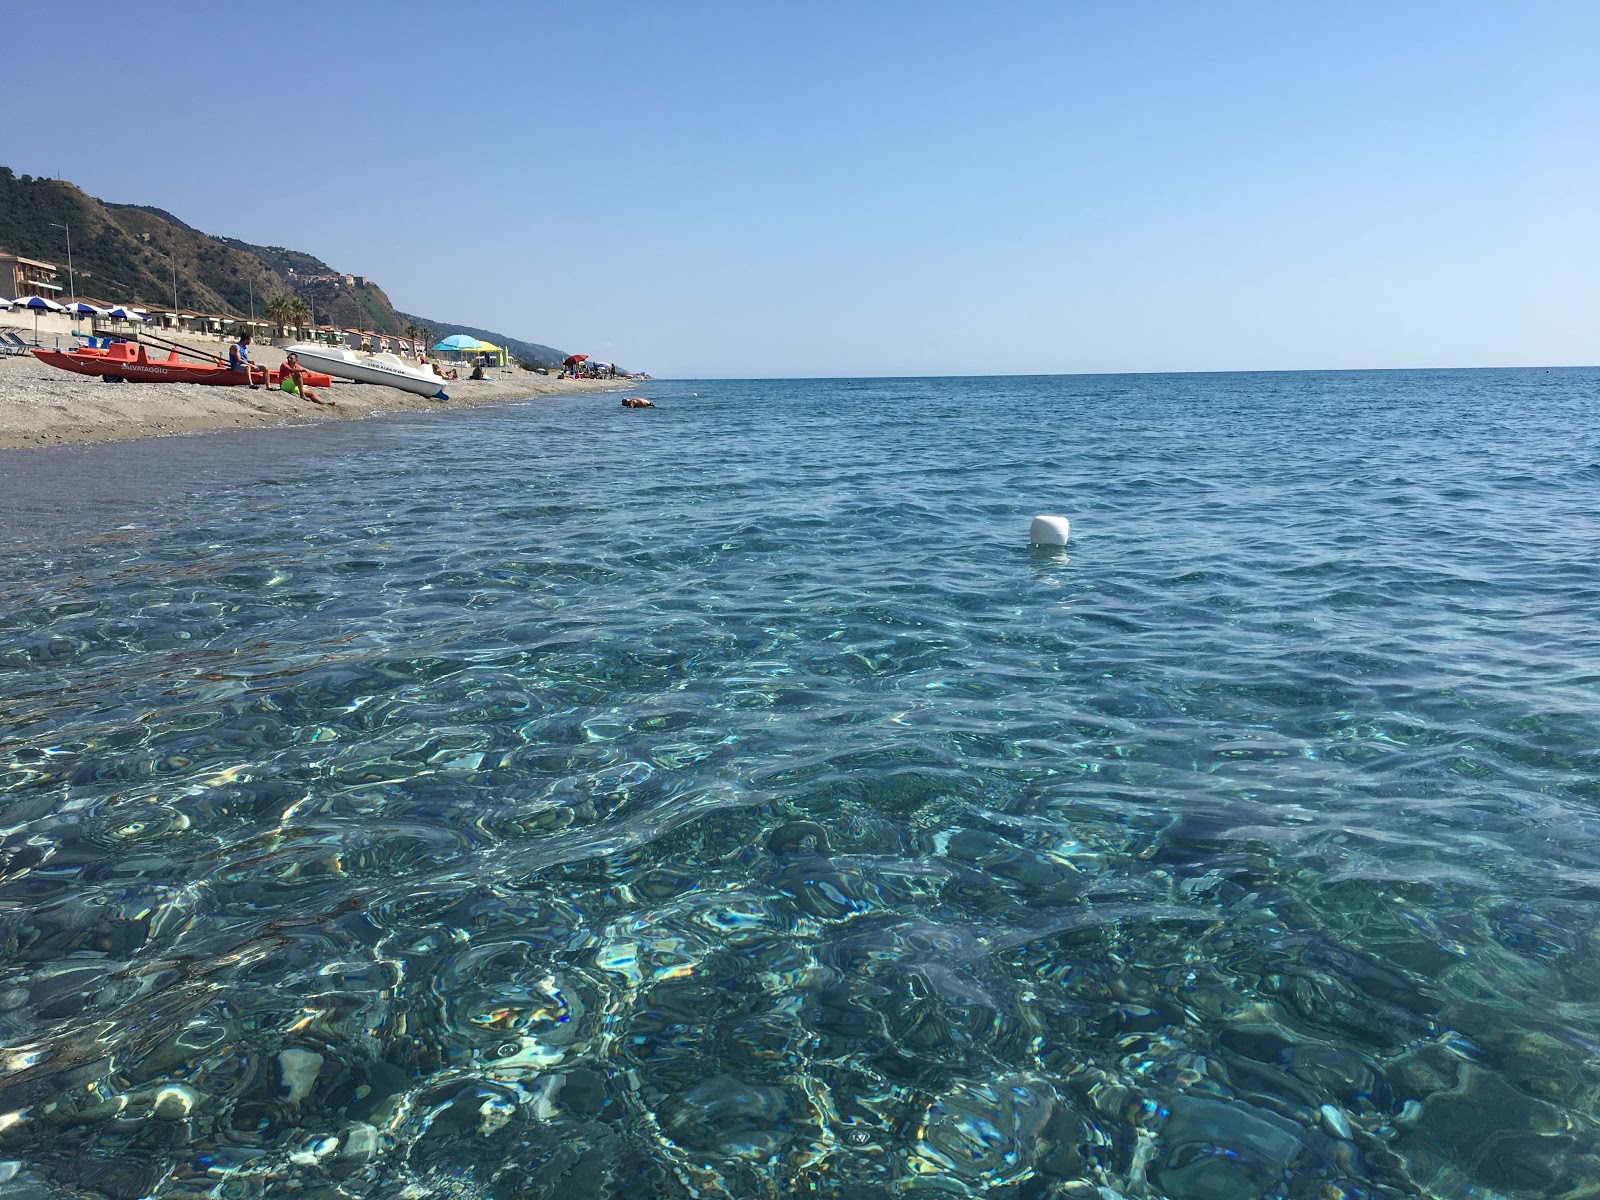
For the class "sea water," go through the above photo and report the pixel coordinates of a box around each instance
[0,368,1597,1198]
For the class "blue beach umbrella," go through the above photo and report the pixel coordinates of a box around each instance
[12,295,64,342]
[433,334,484,352]
[61,301,104,316]
[105,306,146,322]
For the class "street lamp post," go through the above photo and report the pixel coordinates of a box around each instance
[49,221,75,306]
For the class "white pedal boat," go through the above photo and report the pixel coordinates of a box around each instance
[286,344,448,400]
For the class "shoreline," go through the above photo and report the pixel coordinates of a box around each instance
[0,336,630,452]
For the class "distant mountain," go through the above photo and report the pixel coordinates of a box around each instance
[0,166,575,360]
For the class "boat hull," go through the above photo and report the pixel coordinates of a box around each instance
[32,345,331,388]
[286,345,448,399]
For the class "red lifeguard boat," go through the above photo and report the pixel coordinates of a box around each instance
[32,342,332,388]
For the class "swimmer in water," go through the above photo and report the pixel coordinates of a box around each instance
[622,397,654,408]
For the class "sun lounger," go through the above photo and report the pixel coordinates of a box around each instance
[0,330,32,356]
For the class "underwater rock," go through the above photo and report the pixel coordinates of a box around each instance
[909,1075,1058,1189]
[341,1122,380,1160]
[766,821,832,854]
[151,1084,200,1120]
[657,1073,792,1154]
[278,1048,324,1105]
[1148,1095,1304,1200]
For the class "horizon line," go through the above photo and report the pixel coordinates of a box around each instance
[655,362,1599,382]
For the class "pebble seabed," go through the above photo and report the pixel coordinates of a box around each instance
[1,369,1598,1198]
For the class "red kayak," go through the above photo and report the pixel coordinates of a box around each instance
[32,342,333,388]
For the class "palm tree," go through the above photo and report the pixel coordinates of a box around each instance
[288,296,311,334]
[265,296,296,337]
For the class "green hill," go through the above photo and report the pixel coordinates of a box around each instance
[0,166,571,358]
[396,312,569,368]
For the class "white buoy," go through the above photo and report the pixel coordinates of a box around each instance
[1030,515,1071,546]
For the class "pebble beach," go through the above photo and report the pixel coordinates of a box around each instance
[0,337,628,451]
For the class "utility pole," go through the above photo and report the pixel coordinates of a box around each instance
[167,251,178,313]
[49,221,74,306]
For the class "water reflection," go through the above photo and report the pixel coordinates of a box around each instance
[1,370,1599,1196]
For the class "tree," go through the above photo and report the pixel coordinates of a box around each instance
[267,295,312,336]
[265,295,296,336]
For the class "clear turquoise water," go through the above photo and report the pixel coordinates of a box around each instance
[1,368,1598,1199]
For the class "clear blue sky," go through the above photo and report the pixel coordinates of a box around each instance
[9,1,1597,377]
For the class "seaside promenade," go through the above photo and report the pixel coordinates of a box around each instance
[0,335,628,451]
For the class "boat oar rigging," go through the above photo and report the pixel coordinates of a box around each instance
[136,330,268,383]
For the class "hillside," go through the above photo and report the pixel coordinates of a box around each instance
[396,312,569,368]
[0,167,571,359]
[1,170,288,316]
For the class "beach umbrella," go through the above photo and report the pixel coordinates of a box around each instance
[61,301,105,317]
[433,334,483,352]
[105,306,147,321]
[562,353,588,366]
[12,295,64,343]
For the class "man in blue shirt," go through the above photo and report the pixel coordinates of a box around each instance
[227,333,263,388]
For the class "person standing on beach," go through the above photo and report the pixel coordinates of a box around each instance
[228,333,263,389]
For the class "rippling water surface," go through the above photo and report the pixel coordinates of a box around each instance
[2,369,1599,1199]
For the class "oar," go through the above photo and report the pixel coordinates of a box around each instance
[138,330,269,384]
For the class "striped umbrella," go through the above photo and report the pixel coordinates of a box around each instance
[11,295,64,343]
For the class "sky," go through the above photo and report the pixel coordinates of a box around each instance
[7,1,1597,377]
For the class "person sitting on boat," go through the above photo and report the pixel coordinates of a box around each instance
[279,352,332,406]
[227,333,263,388]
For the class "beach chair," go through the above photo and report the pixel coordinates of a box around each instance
[0,330,31,356]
